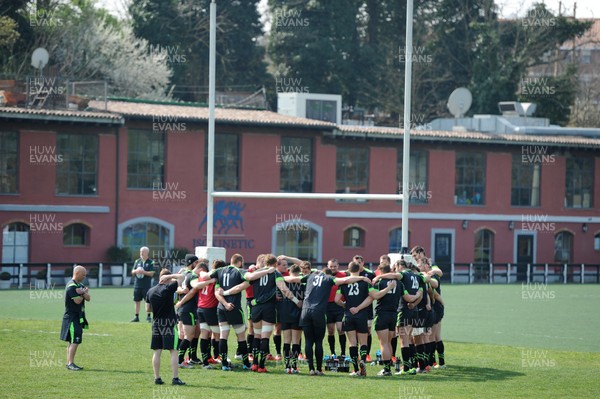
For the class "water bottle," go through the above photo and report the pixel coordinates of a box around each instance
[376,350,382,364]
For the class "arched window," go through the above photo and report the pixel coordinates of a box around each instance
[474,229,494,263]
[2,222,29,263]
[274,221,321,263]
[595,233,600,251]
[343,227,364,248]
[120,219,172,261]
[63,223,90,246]
[554,231,573,263]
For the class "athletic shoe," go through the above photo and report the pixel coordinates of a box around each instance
[314,370,324,376]
[309,370,316,376]
[207,357,218,364]
[179,362,193,369]
[234,354,243,360]
[359,360,367,377]
[172,378,186,386]
[146,315,152,322]
[417,368,428,374]
[425,365,431,372]
[154,377,164,385]
[188,359,202,365]
[365,354,372,363]
[242,365,252,371]
[130,316,139,322]
[66,363,83,371]
[377,369,392,377]
[266,354,276,361]
[285,368,291,374]
[248,354,254,362]
[202,365,214,370]
[221,366,232,371]
[251,364,258,372]
[349,371,361,377]
[257,367,268,373]
[298,354,306,361]
[331,353,337,359]
[275,354,282,361]
[395,368,417,376]
[391,356,397,363]
[290,368,299,374]
[434,364,446,369]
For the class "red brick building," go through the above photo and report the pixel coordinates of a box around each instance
[1,99,599,273]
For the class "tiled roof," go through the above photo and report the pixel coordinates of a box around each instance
[88,100,336,129]
[336,125,600,148]
[0,106,123,123]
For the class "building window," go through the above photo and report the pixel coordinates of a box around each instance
[275,225,320,263]
[279,137,313,192]
[554,231,573,263]
[455,152,485,205]
[336,146,368,194]
[56,133,98,195]
[127,129,164,189]
[595,233,600,251]
[306,99,337,123]
[205,133,238,191]
[398,149,429,204]
[389,227,409,253]
[2,222,29,263]
[122,221,170,261]
[63,223,90,246]
[511,155,541,207]
[0,131,18,193]
[343,227,364,248]
[565,157,593,208]
[474,229,494,263]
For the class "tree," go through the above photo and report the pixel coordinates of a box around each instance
[130,0,268,102]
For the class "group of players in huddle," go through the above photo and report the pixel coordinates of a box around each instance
[162,246,446,378]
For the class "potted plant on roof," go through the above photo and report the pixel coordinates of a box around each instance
[107,246,131,286]
[0,271,12,289]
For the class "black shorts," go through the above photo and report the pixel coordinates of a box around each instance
[251,301,277,324]
[342,313,369,334]
[397,306,417,328]
[151,319,178,350]
[281,321,302,331]
[366,304,374,320]
[326,302,344,324]
[133,287,150,302]
[421,308,434,328]
[197,307,219,327]
[60,314,83,344]
[432,302,444,324]
[413,308,428,329]
[178,307,198,326]
[374,311,397,332]
[299,308,327,332]
[217,308,245,326]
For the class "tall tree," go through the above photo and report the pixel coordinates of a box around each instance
[130,0,268,102]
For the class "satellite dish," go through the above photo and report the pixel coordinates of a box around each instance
[447,87,472,118]
[31,48,49,69]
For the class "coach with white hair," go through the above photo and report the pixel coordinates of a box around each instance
[131,246,156,322]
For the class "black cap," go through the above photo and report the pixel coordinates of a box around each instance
[185,255,199,266]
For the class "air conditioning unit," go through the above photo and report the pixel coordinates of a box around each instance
[277,93,342,123]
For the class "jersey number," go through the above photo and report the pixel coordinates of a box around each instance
[348,283,359,296]
[313,275,324,287]
[223,272,230,287]
[259,275,269,286]
[410,276,418,290]
[201,286,209,295]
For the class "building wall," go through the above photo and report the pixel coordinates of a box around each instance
[1,119,599,266]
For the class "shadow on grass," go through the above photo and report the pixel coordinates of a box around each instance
[415,365,525,382]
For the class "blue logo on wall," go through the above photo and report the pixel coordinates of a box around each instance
[199,200,245,235]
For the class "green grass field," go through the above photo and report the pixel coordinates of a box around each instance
[1,284,599,399]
